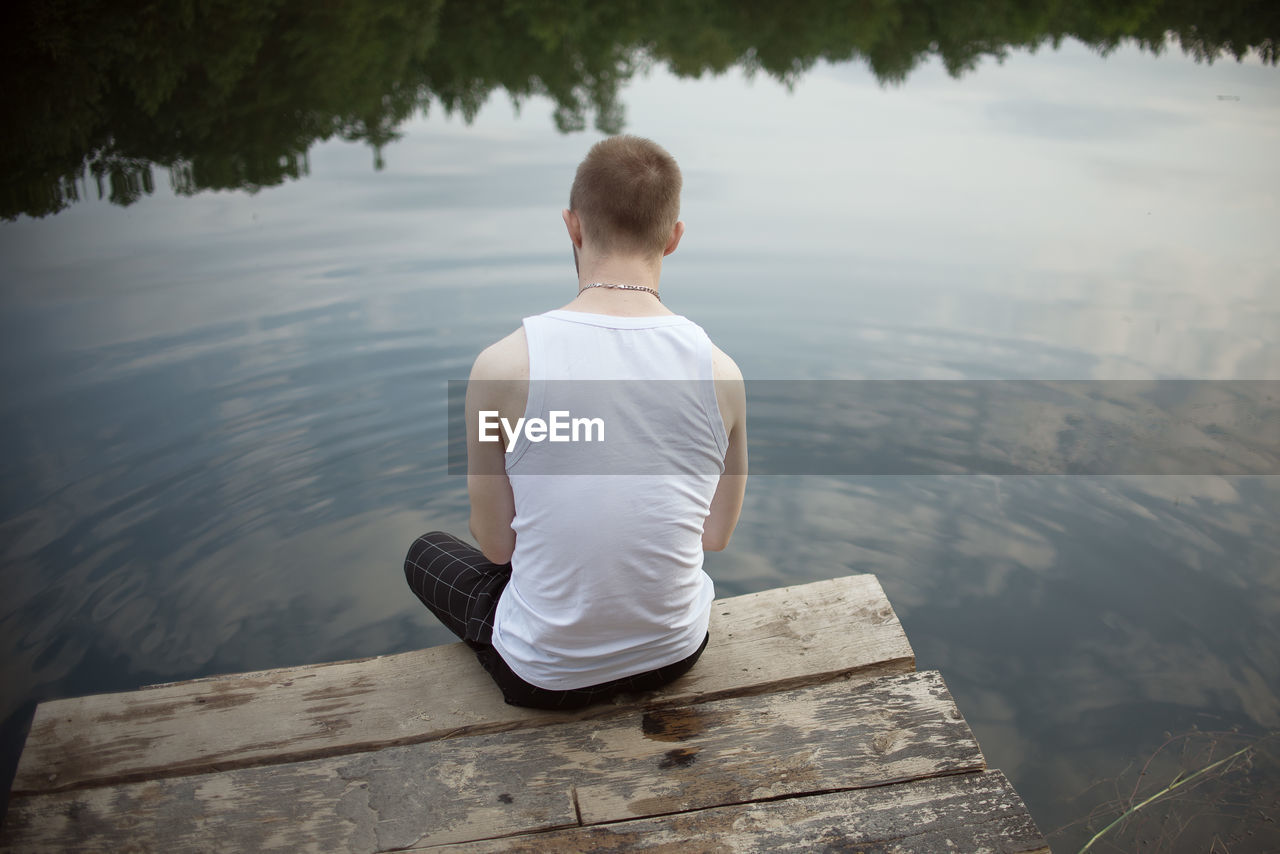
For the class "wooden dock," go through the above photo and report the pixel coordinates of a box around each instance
[1,575,1049,852]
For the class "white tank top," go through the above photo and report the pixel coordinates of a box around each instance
[490,309,728,689]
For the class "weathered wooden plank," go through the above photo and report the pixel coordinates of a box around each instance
[2,671,972,853]
[571,669,981,825]
[433,771,1049,853]
[2,746,579,853]
[12,574,912,794]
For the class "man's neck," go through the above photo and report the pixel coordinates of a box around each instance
[563,254,673,317]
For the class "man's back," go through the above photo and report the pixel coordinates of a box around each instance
[490,309,727,689]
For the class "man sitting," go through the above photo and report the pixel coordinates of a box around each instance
[405,135,747,709]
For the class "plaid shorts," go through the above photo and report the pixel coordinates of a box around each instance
[404,531,707,710]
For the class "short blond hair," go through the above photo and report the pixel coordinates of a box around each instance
[569,135,682,256]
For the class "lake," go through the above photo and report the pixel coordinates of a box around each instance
[2,2,1278,849]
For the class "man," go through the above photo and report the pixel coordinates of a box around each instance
[404,135,747,709]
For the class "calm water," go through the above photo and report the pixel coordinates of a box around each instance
[3,4,1280,849]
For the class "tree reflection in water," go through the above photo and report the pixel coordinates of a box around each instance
[3,0,1277,219]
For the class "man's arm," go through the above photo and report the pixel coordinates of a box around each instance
[703,346,747,551]
[465,329,528,564]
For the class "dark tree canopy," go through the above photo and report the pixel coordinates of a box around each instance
[2,0,1276,219]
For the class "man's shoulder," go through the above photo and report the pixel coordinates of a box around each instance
[709,342,743,384]
[708,341,746,431]
[471,327,529,381]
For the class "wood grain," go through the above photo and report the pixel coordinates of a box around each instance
[1,671,976,853]
[12,574,913,794]
[438,771,1050,853]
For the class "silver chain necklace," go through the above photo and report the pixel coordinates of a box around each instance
[578,281,661,302]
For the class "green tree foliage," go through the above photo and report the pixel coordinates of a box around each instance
[2,0,1276,219]
[1,0,442,217]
